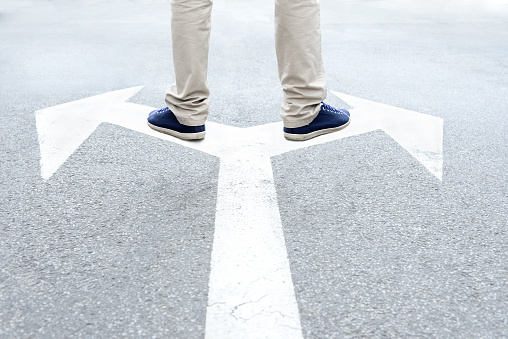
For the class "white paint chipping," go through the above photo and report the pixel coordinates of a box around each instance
[35,87,444,338]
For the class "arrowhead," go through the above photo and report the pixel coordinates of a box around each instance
[332,91,444,181]
[35,87,444,182]
[35,86,144,180]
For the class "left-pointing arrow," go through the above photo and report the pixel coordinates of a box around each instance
[35,86,144,180]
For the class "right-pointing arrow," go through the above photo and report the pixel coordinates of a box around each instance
[332,91,444,181]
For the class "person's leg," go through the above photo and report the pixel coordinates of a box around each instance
[274,0,327,129]
[165,0,213,126]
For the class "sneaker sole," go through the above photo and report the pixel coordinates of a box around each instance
[147,122,205,140]
[283,118,351,141]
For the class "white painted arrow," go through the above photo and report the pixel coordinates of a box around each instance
[35,86,443,338]
[331,91,443,180]
[36,87,443,180]
[36,86,145,180]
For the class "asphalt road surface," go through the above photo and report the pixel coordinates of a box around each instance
[1,0,507,337]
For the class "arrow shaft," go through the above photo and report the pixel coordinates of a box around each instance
[205,155,302,338]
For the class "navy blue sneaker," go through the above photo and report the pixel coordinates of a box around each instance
[147,107,205,140]
[283,102,350,141]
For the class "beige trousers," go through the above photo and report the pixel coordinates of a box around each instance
[166,0,327,128]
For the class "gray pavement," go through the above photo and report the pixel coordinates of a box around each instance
[1,0,507,337]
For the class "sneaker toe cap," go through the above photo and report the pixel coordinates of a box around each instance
[338,109,350,117]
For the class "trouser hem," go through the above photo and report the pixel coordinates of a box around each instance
[167,103,208,126]
[281,102,322,128]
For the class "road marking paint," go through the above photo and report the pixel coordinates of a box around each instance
[35,86,144,180]
[35,86,444,337]
[206,154,302,338]
[331,92,443,181]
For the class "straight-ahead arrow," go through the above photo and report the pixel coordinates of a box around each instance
[35,86,444,338]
